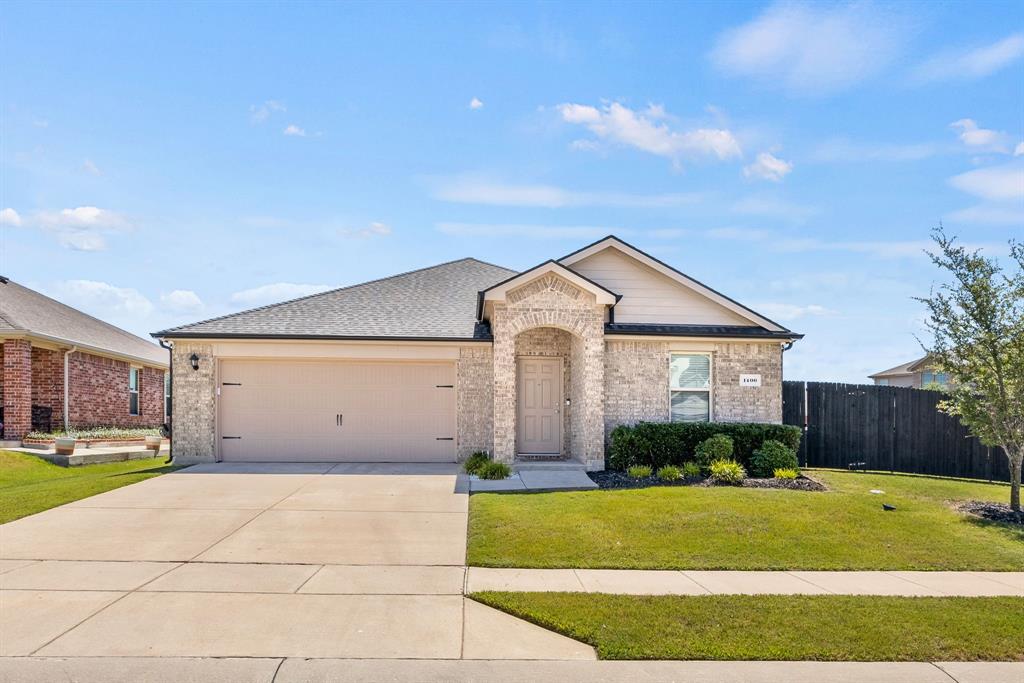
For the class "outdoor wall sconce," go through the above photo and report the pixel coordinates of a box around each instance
[189,353,200,371]
[565,397,571,407]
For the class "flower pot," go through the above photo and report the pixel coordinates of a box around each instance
[55,437,77,456]
[144,435,162,452]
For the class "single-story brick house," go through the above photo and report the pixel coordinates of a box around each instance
[0,276,168,440]
[156,236,802,470]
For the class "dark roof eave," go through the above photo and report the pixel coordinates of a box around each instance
[153,332,494,342]
[604,324,803,340]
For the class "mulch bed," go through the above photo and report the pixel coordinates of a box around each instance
[955,500,1024,526]
[589,471,827,492]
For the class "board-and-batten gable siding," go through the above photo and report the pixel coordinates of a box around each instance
[568,247,752,326]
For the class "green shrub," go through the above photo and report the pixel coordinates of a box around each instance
[709,458,746,485]
[774,467,799,480]
[656,465,683,482]
[695,434,734,473]
[477,461,512,480]
[627,465,653,478]
[681,461,702,478]
[749,440,799,478]
[463,451,490,475]
[608,422,802,471]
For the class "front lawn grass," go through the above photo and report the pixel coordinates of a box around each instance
[468,469,1024,570]
[0,450,178,523]
[472,592,1024,661]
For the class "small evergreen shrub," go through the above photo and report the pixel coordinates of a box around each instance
[709,458,746,485]
[656,465,683,482]
[627,465,653,478]
[681,461,702,478]
[774,467,799,480]
[749,440,799,478]
[476,461,512,480]
[463,451,490,475]
[607,422,802,471]
[695,434,734,473]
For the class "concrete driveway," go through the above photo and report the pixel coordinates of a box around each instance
[0,462,593,662]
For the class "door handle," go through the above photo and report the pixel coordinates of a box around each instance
[336,413,343,427]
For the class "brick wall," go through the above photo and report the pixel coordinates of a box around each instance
[456,346,494,460]
[170,342,217,463]
[603,339,784,434]
[2,339,32,438]
[67,351,164,428]
[604,340,671,436]
[712,342,782,423]
[31,347,64,425]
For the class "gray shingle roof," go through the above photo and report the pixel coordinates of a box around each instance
[156,258,517,340]
[0,277,168,366]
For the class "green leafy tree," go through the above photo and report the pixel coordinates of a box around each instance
[917,228,1023,511]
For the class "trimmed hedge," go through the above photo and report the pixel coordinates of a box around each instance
[608,421,802,471]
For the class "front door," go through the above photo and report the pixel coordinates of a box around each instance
[517,357,562,455]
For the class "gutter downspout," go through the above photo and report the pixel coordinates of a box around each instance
[63,346,77,434]
[159,339,173,464]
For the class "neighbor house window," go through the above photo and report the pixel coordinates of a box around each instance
[129,368,140,416]
[670,353,711,422]
[164,373,171,421]
[877,379,890,386]
[921,371,949,387]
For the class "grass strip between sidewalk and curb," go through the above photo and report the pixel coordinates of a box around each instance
[0,450,180,523]
[471,592,1024,661]
[468,469,1024,570]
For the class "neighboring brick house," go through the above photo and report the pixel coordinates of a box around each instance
[156,236,802,470]
[0,277,168,440]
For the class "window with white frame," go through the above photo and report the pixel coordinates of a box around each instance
[670,353,711,422]
[129,367,140,416]
[164,372,171,421]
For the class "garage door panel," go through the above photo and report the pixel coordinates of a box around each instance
[218,360,456,462]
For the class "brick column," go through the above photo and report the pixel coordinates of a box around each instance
[491,306,517,465]
[3,339,33,439]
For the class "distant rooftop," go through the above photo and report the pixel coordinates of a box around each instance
[0,277,168,366]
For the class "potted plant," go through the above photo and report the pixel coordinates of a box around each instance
[54,434,76,456]
[144,434,162,452]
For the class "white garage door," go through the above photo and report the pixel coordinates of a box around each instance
[218,359,457,462]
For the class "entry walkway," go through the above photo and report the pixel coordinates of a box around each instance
[466,567,1024,596]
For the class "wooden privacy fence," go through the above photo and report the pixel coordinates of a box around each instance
[782,381,1009,482]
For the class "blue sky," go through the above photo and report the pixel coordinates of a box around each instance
[1,1,1021,382]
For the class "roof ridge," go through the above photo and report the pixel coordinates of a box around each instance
[3,279,162,350]
[154,256,515,336]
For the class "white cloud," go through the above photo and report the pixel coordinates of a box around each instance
[710,2,906,94]
[250,100,286,123]
[160,290,204,313]
[948,162,1024,202]
[706,227,772,241]
[1015,142,1024,157]
[949,119,1011,153]
[743,152,793,182]
[429,176,700,208]
[809,138,940,163]
[913,33,1024,83]
[32,206,133,251]
[230,283,334,307]
[555,102,741,164]
[283,124,306,137]
[81,159,102,175]
[708,227,933,260]
[469,97,484,110]
[51,280,154,317]
[0,208,22,226]
[338,221,392,239]
[752,302,834,321]
[946,204,1024,226]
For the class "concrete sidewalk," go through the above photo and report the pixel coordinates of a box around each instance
[1,658,1020,683]
[466,567,1024,596]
